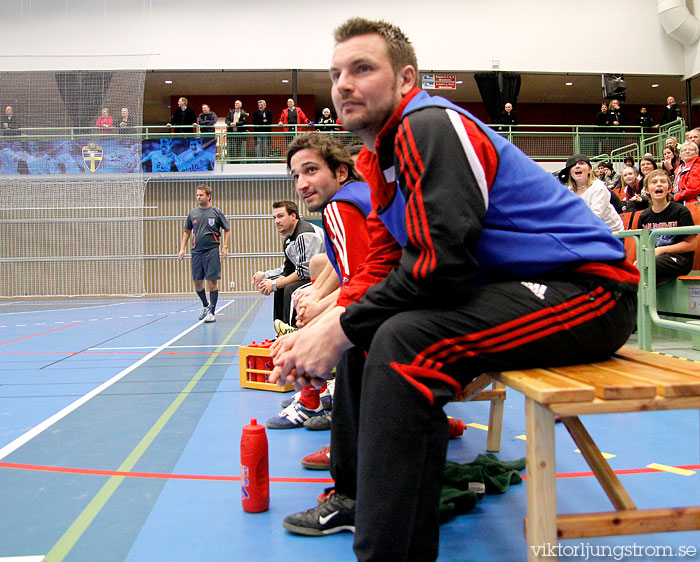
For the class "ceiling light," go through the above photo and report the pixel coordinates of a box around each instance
[164,80,172,84]
[652,83,660,88]
[456,80,463,84]
[565,82,573,86]
[281,79,289,83]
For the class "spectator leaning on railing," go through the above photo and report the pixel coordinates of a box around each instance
[278,98,312,132]
[1,105,20,135]
[167,97,197,135]
[96,107,113,133]
[118,107,133,133]
[315,107,337,131]
[225,100,248,159]
[656,96,683,129]
[253,99,273,159]
[197,104,217,134]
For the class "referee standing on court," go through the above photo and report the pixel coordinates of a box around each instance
[178,183,230,323]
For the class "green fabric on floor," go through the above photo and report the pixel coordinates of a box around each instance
[439,453,526,523]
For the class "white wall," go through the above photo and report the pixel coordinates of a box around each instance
[0,0,686,76]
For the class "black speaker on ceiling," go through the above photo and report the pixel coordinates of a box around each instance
[602,74,627,101]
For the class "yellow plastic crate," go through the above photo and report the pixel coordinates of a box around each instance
[239,345,295,392]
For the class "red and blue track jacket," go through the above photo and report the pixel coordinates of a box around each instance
[323,180,373,285]
[338,88,639,349]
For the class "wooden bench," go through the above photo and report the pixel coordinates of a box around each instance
[458,374,506,452]
[491,346,700,561]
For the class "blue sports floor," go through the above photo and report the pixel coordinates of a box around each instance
[0,296,698,562]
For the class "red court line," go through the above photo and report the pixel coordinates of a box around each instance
[0,323,79,346]
[1,461,697,482]
[0,461,333,483]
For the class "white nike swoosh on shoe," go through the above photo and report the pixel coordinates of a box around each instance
[319,511,339,525]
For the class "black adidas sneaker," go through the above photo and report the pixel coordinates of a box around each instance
[283,492,355,536]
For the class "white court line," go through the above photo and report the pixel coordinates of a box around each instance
[0,556,45,561]
[0,302,127,316]
[89,344,241,350]
[0,300,236,461]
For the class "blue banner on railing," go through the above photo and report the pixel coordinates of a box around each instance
[0,139,141,175]
[142,137,216,173]
[0,136,217,175]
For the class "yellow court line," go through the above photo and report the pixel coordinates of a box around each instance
[466,423,489,431]
[42,299,259,562]
[515,435,527,440]
[647,463,696,476]
[574,448,615,459]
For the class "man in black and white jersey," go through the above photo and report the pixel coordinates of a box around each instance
[253,200,325,326]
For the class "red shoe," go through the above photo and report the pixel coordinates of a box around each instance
[301,444,330,470]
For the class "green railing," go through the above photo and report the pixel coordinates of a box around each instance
[5,120,686,166]
[615,225,700,350]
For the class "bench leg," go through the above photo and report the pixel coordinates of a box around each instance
[486,381,505,452]
[561,416,636,511]
[525,397,557,562]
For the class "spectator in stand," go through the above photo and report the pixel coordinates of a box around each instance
[499,102,518,126]
[225,100,248,159]
[197,104,217,135]
[315,107,337,131]
[595,103,610,126]
[662,146,681,183]
[656,96,683,128]
[686,128,700,148]
[666,136,679,151]
[167,97,197,135]
[118,108,133,133]
[620,166,648,213]
[600,161,618,189]
[96,107,113,132]
[1,105,20,136]
[623,156,637,172]
[638,155,658,194]
[594,163,606,179]
[637,107,653,130]
[674,141,700,204]
[608,99,622,126]
[278,98,312,132]
[253,99,273,160]
[565,153,623,232]
[638,169,697,287]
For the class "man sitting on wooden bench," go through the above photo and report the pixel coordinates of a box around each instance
[268,17,640,562]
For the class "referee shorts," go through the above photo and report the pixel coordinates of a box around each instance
[191,247,221,281]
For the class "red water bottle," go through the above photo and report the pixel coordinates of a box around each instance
[448,417,467,438]
[258,340,273,382]
[246,341,259,382]
[241,418,269,512]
